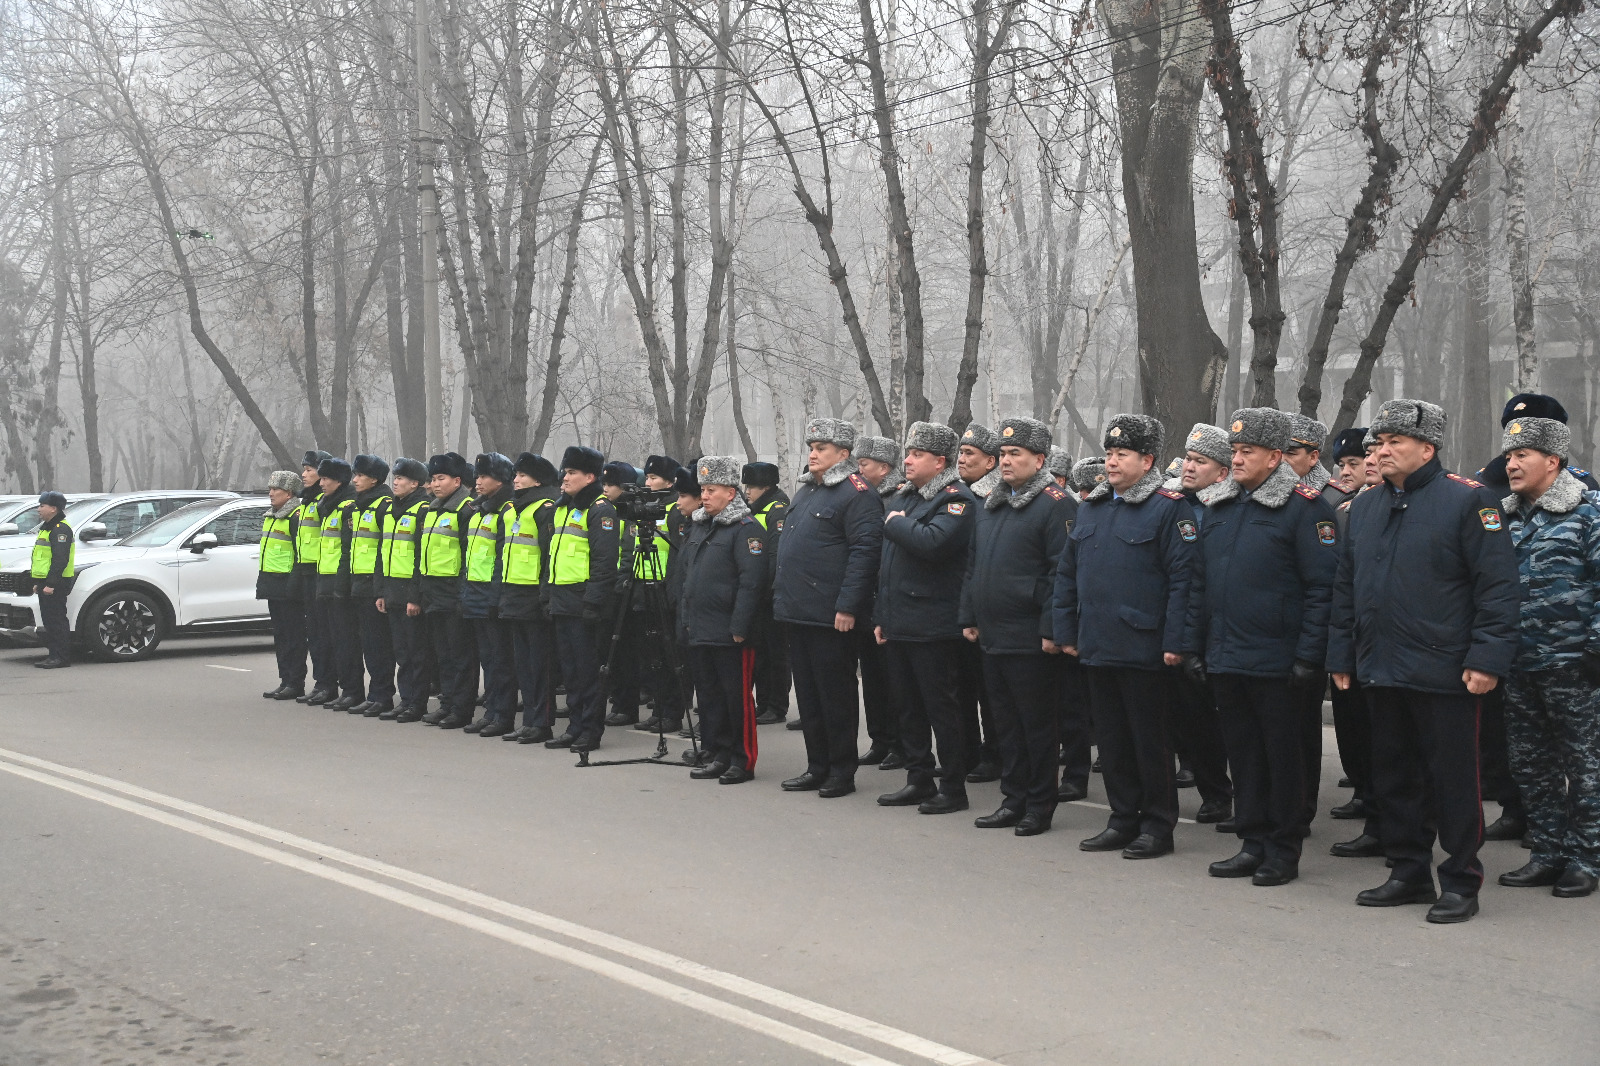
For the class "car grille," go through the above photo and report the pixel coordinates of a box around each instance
[0,604,36,629]
[0,572,27,595]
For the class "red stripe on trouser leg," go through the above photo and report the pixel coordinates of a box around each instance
[742,645,758,770]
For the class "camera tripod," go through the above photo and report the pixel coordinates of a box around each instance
[577,519,698,768]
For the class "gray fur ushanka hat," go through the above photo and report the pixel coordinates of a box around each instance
[1370,398,1446,449]
[1502,416,1571,461]
[804,417,857,449]
[854,435,898,465]
[696,455,742,488]
[1227,408,1293,451]
[1183,423,1231,466]
[997,417,1052,455]
[959,423,1001,457]
[1103,413,1163,457]
[905,421,958,460]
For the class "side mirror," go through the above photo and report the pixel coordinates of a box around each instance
[0,523,17,536]
[190,532,219,554]
[78,522,110,542]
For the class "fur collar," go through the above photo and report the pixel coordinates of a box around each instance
[1086,465,1165,505]
[692,494,753,526]
[798,457,859,488]
[1301,462,1332,493]
[903,465,964,501]
[268,498,299,519]
[985,468,1056,511]
[1504,468,1587,517]
[1198,459,1300,509]
[968,468,1002,499]
[876,469,906,497]
[1161,476,1184,493]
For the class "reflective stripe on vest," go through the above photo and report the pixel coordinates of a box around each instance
[259,515,296,574]
[350,501,387,575]
[465,505,506,583]
[548,505,591,585]
[420,497,472,578]
[295,495,322,567]
[31,525,74,579]
[504,499,551,586]
[317,500,355,575]
[381,499,426,581]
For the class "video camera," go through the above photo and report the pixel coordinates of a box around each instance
[612,484,676,524]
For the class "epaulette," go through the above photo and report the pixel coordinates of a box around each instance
[945,485,960,494]
[847,473,870,492]
[1447,473,1483,488]
[1294,484,1321,500]
[1338,498,1353,513]
[1574,467,1591,478]
[1044,484,1068,500]
[1157,488,1184,500]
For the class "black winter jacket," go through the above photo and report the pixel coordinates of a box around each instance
[960,469,1077,654]
[876,468,976,642]
[676,496,769,645]
[773,459,883,627]
[1327,457,1521,693]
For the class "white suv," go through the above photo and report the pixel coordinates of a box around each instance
[0,496,273,661]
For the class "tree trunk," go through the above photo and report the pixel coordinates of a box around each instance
[1501,91,1538,391]
[532,139,601,453]
[1460,157,1495,465]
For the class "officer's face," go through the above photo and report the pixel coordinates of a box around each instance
[644,473,673,491]
[1230,444,1280,490]
[903,449,946,487]
[678,491,702,511]
[1336,456,1364,492]
[562,468,596,496]
[1505,447,1562,498]
[1103,447,1153,491]
[36,503,59,522]
[958,444,995,483]
[319,476,342,495]
[999,446,1046,487]
[393,475,421,497]
[301,466,318,487]
[268,487,293,508]
[701,483,737,515]
[601,482,625,501]
[857,457,892,486]
[430,474,461,498]
[808,442,848,476]
[513,472,536,490]
[1283,446,1319,478]
[352,473,378,493]
[476,475,503,497]
[1181,451,1227,490]
[1374,433,1434,483]
[1362,448,1381,485]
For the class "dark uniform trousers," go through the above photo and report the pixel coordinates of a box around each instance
[983,652,1061,818]
[387,608,428,707]
[320,597,365,701]
[473,618,518,726]
[957,639,999,768]
[1211,675,1305,863]
[1478,686,1525,822]
[1299,682,1326,831]
[554,616,604,744]
[885,640,968,797]
[268,599,307,688]
[300,579,334,690]
[38,587,71,662]
[428,609,478,713]
[856,627,898,754]
[1331,675,1381,838]
[611,610,682,723]
[788,623,860,781]
[511,618,556,732]
[753,617,791,718]
[1170,671,1232,806]
[1086,665,1179,840]
[692,644,758,770]
[1364,686,1485,896]
[357,600,395,703]
[1057,656,1093,795]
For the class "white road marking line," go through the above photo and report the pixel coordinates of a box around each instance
[205,664,251,672]
[0,747,996,1066]
[1068,799,1197,826]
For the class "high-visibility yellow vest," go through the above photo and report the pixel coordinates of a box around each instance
[420,495,472,578]
[350,496,389,576]
[31,524,74,579]
[504,497,552,586]
[259,514,296,573]
[629,512,672,580]
[317,499,356,575]
[465,500,510,583]
[753,498,785,532]
[381,496,427,582]
[548,505,592,586]
[295,493,322,567]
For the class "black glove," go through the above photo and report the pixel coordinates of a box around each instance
[1290,660,1323,691]
[1181,654,1207,685]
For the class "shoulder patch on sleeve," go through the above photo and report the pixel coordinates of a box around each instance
[1176,518,1198,542]
[599,516,615,531]
[53,530,71,543]
[746,536,764,554]
[1294,484,1321,500]
[1478,507,1503,531]
[1158,488,1184,500]
[847,473,870,492]
[1316,520,1337,545]
[1043,484,1067,500]
[1448,473,1484,489]
[946,501,967,516]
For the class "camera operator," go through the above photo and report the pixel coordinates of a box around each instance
[742,462,792,728]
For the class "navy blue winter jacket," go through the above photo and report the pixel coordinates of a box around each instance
[876,468,976,642]
[961,469,1077,654]
[773,459,884,627]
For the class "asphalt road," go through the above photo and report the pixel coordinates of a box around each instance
[1,636,1595,1066]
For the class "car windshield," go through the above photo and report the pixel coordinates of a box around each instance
[117,500,221,547]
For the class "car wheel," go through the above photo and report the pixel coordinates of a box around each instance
[82,589,166,662]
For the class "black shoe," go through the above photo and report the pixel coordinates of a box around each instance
[754,709,786,725]
[331,694,363,711]
[1122,834,1174,860]
[1175,768,1196,789]
[1253,860,1299,887]
[421,707,450,726]
[1329,798,1369,819]
[480,720,513,738]
[606,711,639,726]
[782,772,823,791]
[1057,781,1088,803]
[1553,868,1598,898]
[1208,850,1264,878]
[1195,800,1232,824]
[918,793,969,815]
[394,704,427,724]
[786,717,804,731]
[362,700,392,718]
[691,760,731,780]
[718,766,754,785]
[1330,833,1384,858]
[1079,827,1136,852]
[878,749,906,771]
[36,657,69,669]
[544,732,576,749]
[818,777,856,799]
[518,726,553,744]
[463,717,489,734]
[975,807,1023,829]
[965,759,1000,784]
[1426,892,1479,924]
[1484,813,1527,841]
[1215,817,1237,834]
[633,716,662,732]
[1014,813,1052,837]
[1356,878,1438,907]
[437,713,471,730]
[264,684,301,700]
[877,783,937,807]
[378,703,404,721]
[858,745,889,766]
[302,687,337,706]
[1499,860,1564,888]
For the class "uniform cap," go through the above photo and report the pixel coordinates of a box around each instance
[1103,413,1164,457]
[1048,446,1074,477]
[1330,429,1368,463]
[696,455,741,488]
[1183,423,1231,467]
[317,457,352,483]
[1226,408,1292,451]
[1371,398,1446,449]
[997,417,1052,455]
[741,461,780,487]
[642,454,681,481]
[37,490,67,509]
[302,449,333,470]
[854,435,898,465]
[601,460,640,487]
[514,452,557,485]
[392,457,429,483]
[427,452,472,480]
[1287,413,1328,451]
[352,454,390,482]
[1501,416,1570,461]
[1502,393,1568,427]
[1068,457,1107,492]
[904,421,958,461]
[267,470,300,493]
[803,417,857,449]
[959,423,1001,457]
[559,445,605,477]
[475,452,515,484]
[674,466,702,496]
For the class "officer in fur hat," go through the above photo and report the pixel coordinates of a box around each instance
[773,417,884,798]
[461,453,518,737]
[610,457,683,733]
[1329,399,1520,923]
[961,417,1078,836]
[874,422,978,814]
[499,452,560,743]
[1068,457,1107,499]
[260,472,308,696]
[29,491,75,668]
[376,458,432,722]
[415,452,478,728]
[537,445,620,753]
[294,450,337,704]
[676,456,769,783]
[742,461,791,727]
[847,434,903,770]
[1189,409,1339,887]
[955,422,1003,782]
[313,457,367,711]
[346,455,395,716]
[1055,413,1194,859]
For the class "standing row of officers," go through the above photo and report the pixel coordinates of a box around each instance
[256,391,1600,925]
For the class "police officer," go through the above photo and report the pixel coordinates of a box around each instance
[612,459,682,732]
[1055,414,1194,859]
[961,417,1077,834]
[416,452,477,728]
[774,418,884,799]
[347,455,395,716]
[500,452,561,744]
[852,435,903,771]
[742,461,791,727]
[1190,409,1338,887]
[875,422,977,814]
[539,445,620,753]
[1068,457,1106,499]
[295,450,336,704]
[955,423,1003,782]
[462,453,517,737]
[259,471,307,697]
[314,457,366,711]
[1324,428,1378,830]
[676,456,768,783]
[1496,416,1600,899]
[378,458,431,722]
[1329,399,1520,924]
[29,491,75,668]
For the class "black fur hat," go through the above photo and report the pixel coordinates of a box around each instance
[1330,429,1367,464]
[317,457,352,483]
[1103,413,1164,457]
[560,445,605,477]
[642,454,680,481]
[392,457,429,483]
[1501,393,1569,427]
[427,452,471,480]
[602,460,639,487]
[302,449,333,471]
[353,454,390,482]
[475,452,514,484]
[514,452,557,485]
[674,466,701,496]
[741,461,780,487]
[38,490,67,509]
